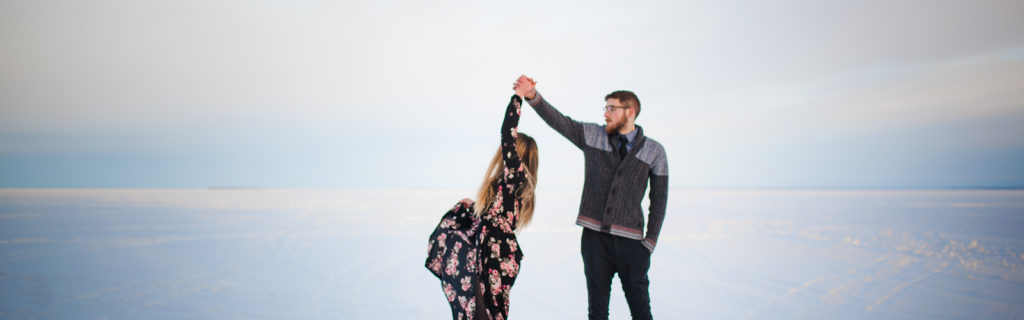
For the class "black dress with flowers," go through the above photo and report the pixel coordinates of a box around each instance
[426,95,526,320]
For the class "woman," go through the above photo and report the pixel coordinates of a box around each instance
[426,94,539,320]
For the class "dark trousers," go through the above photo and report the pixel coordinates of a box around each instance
[581,228,652,320]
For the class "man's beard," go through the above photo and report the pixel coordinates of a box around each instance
[605,119,624,134]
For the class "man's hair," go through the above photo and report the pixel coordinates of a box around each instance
[605,90,641,119]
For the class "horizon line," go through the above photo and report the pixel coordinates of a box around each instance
[1,186,1022,191]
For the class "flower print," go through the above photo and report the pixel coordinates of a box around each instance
[489,269,502,296]
[499,257,519,277]
[445,252,460,276]
[458,296,469,313]
[466,249,477,273]
[491,189,503,208]
[510,256,519,277]
[453,241,462,255]
[499,259,511,276]
[490,241,501,259]
[444,282,456,302]
[506,238,518,253]
[501,286,512,311]
[499,219,513,234]
[461,275,473,292]
[428,256,442,274]
[463,295,476,318]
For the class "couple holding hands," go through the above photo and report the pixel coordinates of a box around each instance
[427,75,669,320]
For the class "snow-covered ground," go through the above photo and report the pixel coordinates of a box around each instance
[1,189,1022,319]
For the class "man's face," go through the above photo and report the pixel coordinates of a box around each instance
[604,98,632,134]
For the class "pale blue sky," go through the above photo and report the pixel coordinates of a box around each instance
[1,0,1023,188]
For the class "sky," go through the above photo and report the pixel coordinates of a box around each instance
[1,0,1023,189]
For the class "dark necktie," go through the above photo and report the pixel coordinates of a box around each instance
[618,135,628,160]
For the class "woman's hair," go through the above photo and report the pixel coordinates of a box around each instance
[474,132,539,230]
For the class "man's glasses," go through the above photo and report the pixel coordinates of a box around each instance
[603,105,631,112]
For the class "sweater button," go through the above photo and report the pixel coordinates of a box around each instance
[610,189,617,195]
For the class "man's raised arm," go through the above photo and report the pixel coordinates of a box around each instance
[512,75,587,149]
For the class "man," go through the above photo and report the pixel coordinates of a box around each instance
[513,75,668,320]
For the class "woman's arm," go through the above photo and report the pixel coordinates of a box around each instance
[499,95,525,213]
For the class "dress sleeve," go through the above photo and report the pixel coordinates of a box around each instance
[499,95,525,217]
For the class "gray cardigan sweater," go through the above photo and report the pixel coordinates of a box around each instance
[527,92,669,252]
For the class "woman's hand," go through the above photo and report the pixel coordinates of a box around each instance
[459,198,474,209]
[512,75,537,100]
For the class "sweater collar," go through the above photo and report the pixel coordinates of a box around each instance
[619,126,640,143]
[611,125,644,142]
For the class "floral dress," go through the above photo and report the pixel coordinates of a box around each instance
[426,95,526,320]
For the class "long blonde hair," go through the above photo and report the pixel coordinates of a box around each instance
[474,132,539,230]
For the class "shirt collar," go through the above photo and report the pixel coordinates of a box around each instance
[619,128,639,143]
